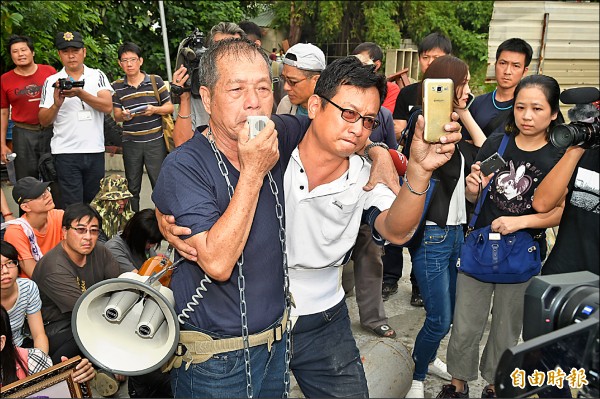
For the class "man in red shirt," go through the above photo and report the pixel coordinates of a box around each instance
[1,35,57,181]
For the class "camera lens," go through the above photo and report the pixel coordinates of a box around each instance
[437,86,442,92]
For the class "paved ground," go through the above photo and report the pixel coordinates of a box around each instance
[2,154,491,398]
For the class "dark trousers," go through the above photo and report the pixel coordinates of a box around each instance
[382,244,418,288]
[291,300,369,398]
[54,152,105,207]
[48,328,82,365]
[122,138,166,212]
[11,125,53,181]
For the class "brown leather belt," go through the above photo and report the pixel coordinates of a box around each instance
[12,122,47,131]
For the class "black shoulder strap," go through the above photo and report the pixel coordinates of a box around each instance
[482,108,511,136]
[399,107,422,159]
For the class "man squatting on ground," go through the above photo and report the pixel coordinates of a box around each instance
[154,39,461,398]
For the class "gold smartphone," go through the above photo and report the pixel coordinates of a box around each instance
[422,78,454,143]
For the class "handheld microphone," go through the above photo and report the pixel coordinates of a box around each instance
[389,149,408,176]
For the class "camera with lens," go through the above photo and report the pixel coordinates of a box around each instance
[172,28,207,102]
[495,271,599,398]
[55,78,85,90]
[550,87,600,150]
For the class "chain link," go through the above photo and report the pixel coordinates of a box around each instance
[207,129,292,398]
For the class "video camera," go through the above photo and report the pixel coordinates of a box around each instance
[495,271,599,398]
[55,78,85,90]
[172,28,207,102]
[550,87,600,150]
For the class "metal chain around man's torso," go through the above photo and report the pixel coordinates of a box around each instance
[207,128,292,398]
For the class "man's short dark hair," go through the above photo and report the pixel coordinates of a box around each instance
[496,38,534,67]
[199,38,271,93]
[314,56,387,107]
[351,42,383,62]
[118,42,142,59]
[63,203,102,229]
[238,21,262,41]
[7,35,34,54]
[418,32,452,56]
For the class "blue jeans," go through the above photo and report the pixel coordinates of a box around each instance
[170,325,287,398]
[409,224,462,381]
[122,138,167,212]
[53,152,105,207]
[291,299,368,398]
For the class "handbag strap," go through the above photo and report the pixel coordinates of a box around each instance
[467,134,510,230]
[149,74,161,103]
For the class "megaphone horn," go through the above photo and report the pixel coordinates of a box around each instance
[72,270,180,376]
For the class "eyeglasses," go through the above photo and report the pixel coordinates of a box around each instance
[22,188,51,203]
[1,260,18,269]
[319,96,380,130]
[68,226,101,236]
[119,57,139,65]
[281,75,308,87]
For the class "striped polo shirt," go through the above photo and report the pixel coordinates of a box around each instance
[112,72,171,142]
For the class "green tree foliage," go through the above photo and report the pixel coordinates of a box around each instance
[1,1,254,80]
[270,0,493,91]
[398,1,494,93]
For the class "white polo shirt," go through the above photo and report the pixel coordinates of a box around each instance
[285,149,395,316]
[40,65,114,154]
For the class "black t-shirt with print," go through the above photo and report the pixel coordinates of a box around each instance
[474,132,564,232]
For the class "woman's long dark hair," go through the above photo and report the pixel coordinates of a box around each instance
[1,305,28,386]
[505,74,565,139]
[417,55,469,107]
[121,209,163,261]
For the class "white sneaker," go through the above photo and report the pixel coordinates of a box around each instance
[428,357,452,381]
[406,380,424,398]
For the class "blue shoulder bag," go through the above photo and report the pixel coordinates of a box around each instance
[458,134,542,284]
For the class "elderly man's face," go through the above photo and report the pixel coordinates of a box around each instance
[203,51,273,139]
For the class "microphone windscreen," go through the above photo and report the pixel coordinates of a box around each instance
[560,87,600,104]
[389,149,408,176]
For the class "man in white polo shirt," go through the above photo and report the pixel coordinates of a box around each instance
[39,31,113,207]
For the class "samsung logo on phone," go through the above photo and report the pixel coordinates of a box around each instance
[433,99,444,102]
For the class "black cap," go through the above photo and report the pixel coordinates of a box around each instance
[12,177,51,205]
[55,31,84,50]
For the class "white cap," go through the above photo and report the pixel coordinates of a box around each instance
[283,43,326,72]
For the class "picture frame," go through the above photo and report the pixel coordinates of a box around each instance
[1,356,91,398]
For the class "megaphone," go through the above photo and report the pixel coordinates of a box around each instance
[72,266,180,376]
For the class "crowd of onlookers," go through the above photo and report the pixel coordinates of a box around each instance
[1,18,598,399]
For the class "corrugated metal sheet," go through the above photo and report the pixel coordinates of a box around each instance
[487,1,599,120]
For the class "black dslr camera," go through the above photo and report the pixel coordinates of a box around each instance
[55,78,85,90]
[550,87,600,150]
[172,28,207,102]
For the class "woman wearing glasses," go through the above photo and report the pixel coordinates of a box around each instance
[0,240,48,354]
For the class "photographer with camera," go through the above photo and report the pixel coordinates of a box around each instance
[39,31,114,208]
[533,87,600,276]
[170,22,245,147]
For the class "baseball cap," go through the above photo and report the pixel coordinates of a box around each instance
[55,31,84,50]
[283,43,326,72]
[12,177,51,205]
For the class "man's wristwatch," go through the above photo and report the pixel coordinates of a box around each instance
[363,142,389,163]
